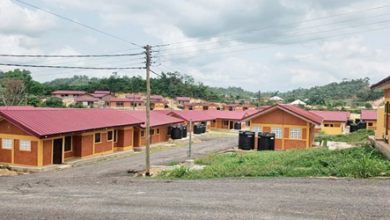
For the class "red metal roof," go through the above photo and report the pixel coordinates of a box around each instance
[0,108,143,138]
[152,100,169,104]
[0,106,35,110]
[150,95,164,100]
[90,93,110,98]
[107,98,143,103]
[205,111,248,120]
[74,97,99,102]
[176,97,191,101]
[122,110,183,128]
[244,104,323,125]
[125,94,143,99]
[94,91,111,94]
[225,104,242,107]
[361,110,377,120]
[309,111,349,122]
[51,90,87,95]
[169,110,216,122]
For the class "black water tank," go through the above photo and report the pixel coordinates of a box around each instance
[239,131,255,150]
[238,130,245,147]
[171,126,182,139]
[234,122,241,130]
[355,118,361,124]
[258,132,275,151]
[350,124,359,133]
[181,125,187,138]
[201,124,206,133]
[347,119,353,126]
[194,124,202,134]
[358,121,367,129]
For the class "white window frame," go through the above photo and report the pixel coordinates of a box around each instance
[2,138,13,149]
[290,128,302,139]
[272,127,283,138]
[20,140,31,151]
[252,126,262,133]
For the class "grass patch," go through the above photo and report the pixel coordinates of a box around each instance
[0,164,10,170]
[160,146,390,179]
[315,129,374,146]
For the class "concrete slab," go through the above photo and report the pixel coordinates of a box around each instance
[369,136,390,160]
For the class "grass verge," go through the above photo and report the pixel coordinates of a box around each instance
[315,129,374,146]
[159,146,390,179]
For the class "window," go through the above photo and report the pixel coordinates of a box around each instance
[64,136,72,152]
[2,138,12,149]
[117,102,124,107]
[95,133,101,143]
[150,129,155,135]
[20,140,31,151]
[107,131,113,141]
[290,128,301,139]
[223,120,229,126]
[212,120,216,123]
[324,124,334,127]
[252,126,262,133]
[272,127,283,138]
[114,130,117,142]
[156,129,160,135]
[141,131,145,137]
[368,122,373,126]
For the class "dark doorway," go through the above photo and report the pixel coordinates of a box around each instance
[229,121,234,129]
[53,138,63,164]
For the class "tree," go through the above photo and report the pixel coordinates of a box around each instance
[0,69,45,96]
[27,95,41,107]
[43,97,64,108]
[0,78,26,106]
[365,103,373,109]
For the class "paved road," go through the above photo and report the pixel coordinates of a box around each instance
[1,136,390,219]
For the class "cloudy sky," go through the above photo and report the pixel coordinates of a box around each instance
[1,0,390,92]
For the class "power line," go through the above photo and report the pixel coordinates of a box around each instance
[0,52,145,58]
[0,63,145,70]
[159,4,390,47]
[13,0,142,48]
[158,22,390,62]
[158,12,390,52]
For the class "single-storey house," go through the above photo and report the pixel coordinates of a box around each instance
[151,100,168,110]
[176,97,191,105]
[223,104,243,111]
[361,110,377,130]
[242,104,323,150]
[108,98,144,109]
[123,111,183,148]
[207,110,259,130]
[51,90,87,98]
[184,103,203,111]
[0,108,143,167]
[167,110,215,131]
[309,111,350,135]
[242,104,257,110]
[74,97,100,107]
[203,103,219,111]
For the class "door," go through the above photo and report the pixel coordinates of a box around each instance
[229,121,234,129]
[53,138,63,164]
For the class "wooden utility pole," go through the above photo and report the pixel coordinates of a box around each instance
[145,45,151,176]
[258,91,261,110]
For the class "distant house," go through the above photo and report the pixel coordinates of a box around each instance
[270,96,283,101]
[0,108,142,167]
[290,99,306,106]
[203,103,218,111]
[242,104,257,110]
[176,97,191,105]
[361,110,377,130]
[184,103,203,111]
[243,104,323,150]
[310,111,350,135]
[150,95,164,101]
[167,111,215,131]
[74,97,100,107]
[223,104,243,111]
[125,94,143,100]
[151,100,168,110]
[207,110,259,130]
[51,90,87,98]
[107,98,144,109]
[90,91,113,100]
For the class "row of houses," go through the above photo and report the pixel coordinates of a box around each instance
[0,104,327,167]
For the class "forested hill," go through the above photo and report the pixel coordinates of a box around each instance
[263,78,383,105]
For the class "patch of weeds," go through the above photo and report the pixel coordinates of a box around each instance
[168,161,179,166]
[160,166,190,178]
[0,164,10,170]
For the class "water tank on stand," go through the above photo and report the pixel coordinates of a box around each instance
[238,131,255,150]
[171,126,183,139]
[258,132,275,151]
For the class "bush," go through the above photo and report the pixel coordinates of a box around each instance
[43,97,64,108]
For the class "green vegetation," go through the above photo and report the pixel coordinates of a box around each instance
[160,146,390,179]
[264,78,383,106]
[0,164,10,170]
[168,161,179,166]
[315,129,374,146]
